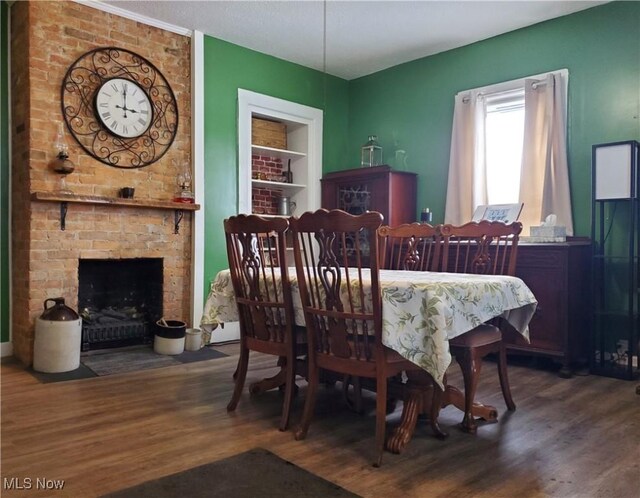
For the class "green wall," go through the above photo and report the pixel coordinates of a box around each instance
[347,1,640,236]
[1,1,9,343]
[202,37,349,296]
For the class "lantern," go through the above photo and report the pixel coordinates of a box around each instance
[361,135,382,167]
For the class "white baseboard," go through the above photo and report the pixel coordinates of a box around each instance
[206,322,240,344]
[1,342,14,357]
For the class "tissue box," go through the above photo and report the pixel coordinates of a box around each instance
[530,225,566,237]
[529,225,566,242]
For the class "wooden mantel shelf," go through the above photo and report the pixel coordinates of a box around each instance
[31,191,200,233]
[32,191,200,211]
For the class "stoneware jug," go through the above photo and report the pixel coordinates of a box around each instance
[33,297,82,373]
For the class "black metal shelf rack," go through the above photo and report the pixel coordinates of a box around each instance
[591,140,639,380]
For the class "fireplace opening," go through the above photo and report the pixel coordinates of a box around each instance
[78,258,163,351]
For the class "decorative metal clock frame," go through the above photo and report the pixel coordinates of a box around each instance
[61,47,179,169]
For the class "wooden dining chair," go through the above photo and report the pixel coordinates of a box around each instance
[289,209,441,467]
[224,214,306,431]
[439,220,523,433]
[378,222,441,271]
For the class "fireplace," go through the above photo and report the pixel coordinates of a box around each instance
[78,258,163,351]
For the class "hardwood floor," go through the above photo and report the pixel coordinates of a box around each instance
[1,345,638,498]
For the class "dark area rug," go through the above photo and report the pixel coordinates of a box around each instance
[82,347,178,375]
[27,362,98,383]
[27,346,228,383]
[102,448,360,498]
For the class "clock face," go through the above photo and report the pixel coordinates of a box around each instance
[95,78,152,138]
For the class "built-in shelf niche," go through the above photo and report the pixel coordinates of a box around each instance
[238,89,323,217]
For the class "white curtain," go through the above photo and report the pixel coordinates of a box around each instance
[444,91,487,225]
[519,73,574,235]
[444,72,573,235]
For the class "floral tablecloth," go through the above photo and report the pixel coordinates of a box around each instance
[201,268,537,388]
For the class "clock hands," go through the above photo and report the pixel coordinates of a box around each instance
[115,105,138,114]
[122,85,128,118]
[115,85,140,117]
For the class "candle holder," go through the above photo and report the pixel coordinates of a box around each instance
[176,164,194,203]
[50,123,75,194]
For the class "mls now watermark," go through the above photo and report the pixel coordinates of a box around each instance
[3,477,65,490]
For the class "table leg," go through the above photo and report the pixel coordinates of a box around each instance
[249,369,288,394]
[248,356,308,395]
[442,385,498,422]
[249,356,288,394]
[386,371,448,454]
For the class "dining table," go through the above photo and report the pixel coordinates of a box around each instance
[201,267,537,452]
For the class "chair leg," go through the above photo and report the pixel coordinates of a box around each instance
[227,344,249,412]
[374,376,387,467]
[279,355,296,432]
[456,349,482,434]
[294,362,319,441]
[497,343,516,411]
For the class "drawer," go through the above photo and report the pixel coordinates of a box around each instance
[517,246,565,269]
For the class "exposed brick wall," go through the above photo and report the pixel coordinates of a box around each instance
[10,1,193,365]
[251,154,283,215]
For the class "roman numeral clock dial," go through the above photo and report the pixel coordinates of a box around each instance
[61,47,179,168]
[95,78,152,138]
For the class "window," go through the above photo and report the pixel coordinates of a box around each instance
[445,69,573,235]
[485,89,524,204]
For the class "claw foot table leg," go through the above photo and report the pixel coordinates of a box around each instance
[387,391,420,454]
[386,371,448,454]
[443,385,498,421]
[249,358,288,394]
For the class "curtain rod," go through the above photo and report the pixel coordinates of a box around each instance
[461,78,548,103]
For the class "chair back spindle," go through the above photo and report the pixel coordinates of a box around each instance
[439,220,522,276]
[378,223,441,271]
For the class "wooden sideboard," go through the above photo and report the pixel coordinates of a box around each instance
[505,238,592,377]
[321,165,417,226]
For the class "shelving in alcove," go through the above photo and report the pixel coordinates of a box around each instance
[251,148,307,214]
[238,90,323,217]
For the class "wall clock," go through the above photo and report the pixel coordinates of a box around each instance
[61,47,178,169]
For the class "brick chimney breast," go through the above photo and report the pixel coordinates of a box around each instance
[10,1,193,365]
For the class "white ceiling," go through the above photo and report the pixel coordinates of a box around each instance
[100,1,607,80]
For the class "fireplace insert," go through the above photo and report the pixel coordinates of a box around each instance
[78,258,163,351]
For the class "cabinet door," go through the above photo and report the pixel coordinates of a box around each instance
[334,178,376,215]
[508,246,571,356]
[511,264,566,354]
[340,178,380,262]
[323,177,386,219]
